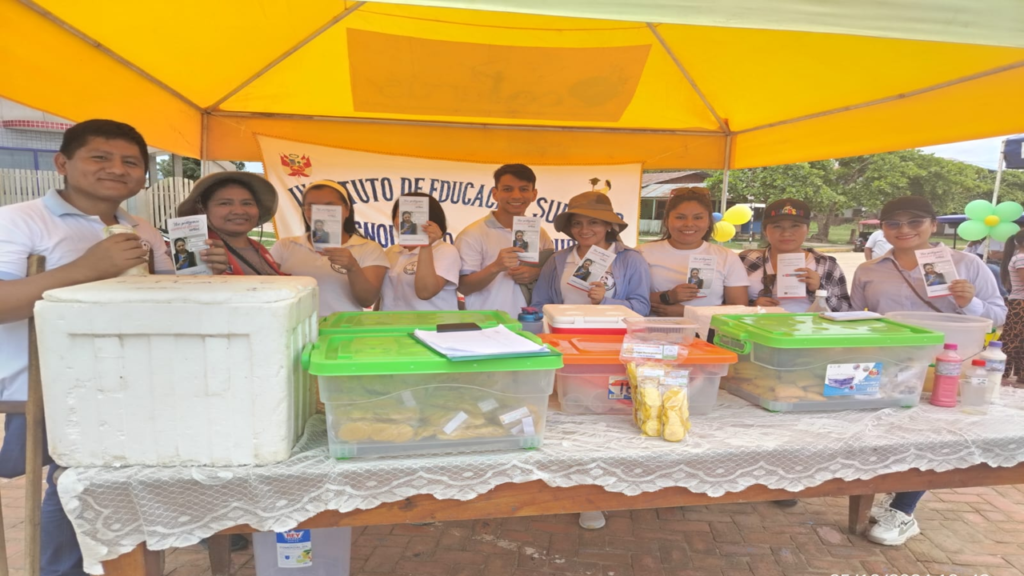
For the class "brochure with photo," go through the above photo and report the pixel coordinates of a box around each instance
[915,246,959,298]
[775,253,807,299]
[512,216,542,263]
[309,205,343,250]
[167,215,210,275]
[567,245,616,292]
[686,254,717,298]
[398,196,430,246]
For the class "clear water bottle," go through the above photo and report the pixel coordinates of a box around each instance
[807,289,830,313]
[253,527,351,576]
[518,306,544,335]
[980,341,1006,403]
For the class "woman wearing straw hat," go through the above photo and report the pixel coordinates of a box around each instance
[270,180,388,315]
[533,192,650,531]
[176,172,285,276]
[532,192,651,314]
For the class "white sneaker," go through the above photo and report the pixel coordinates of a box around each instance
[869,493,894,522]
[867,508,920,546]
[579,511,606,530]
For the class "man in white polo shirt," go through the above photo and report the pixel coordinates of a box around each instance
[0,119,227,576]
[455,164,554,318]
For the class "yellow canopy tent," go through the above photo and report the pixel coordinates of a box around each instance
[2,0,1024,194]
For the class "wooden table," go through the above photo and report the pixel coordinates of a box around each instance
[102,461,1024,576]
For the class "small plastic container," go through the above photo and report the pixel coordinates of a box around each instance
[884,312,992,363]
[543,304,642,335]
[540,334,737,415]
[319,310,521,336]
[305,331,561,458]
[622,317,698,345]
[252,527,351,576]
[960,358,992,414]
[712,313,943,412]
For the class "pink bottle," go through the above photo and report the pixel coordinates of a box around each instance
[931,343,962,407]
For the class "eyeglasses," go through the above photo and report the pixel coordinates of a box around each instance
[759,273,776,298]
[881,218,930,231]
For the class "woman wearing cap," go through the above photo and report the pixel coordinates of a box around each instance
[380,193,460,311]
[851,195,1006,548]
[740,198,853,312]
[639,188,749,316]
[531,192,650,314]
[270,180,388,315]
[176,172,285,276]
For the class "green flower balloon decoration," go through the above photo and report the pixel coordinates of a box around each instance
[957,200,1023,242]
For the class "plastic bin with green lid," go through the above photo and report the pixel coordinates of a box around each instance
[304,331,561,458]
[710,313,943,412]
[318,310,521,335]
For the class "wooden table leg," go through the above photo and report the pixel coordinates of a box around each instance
[849,494,874,534]
[101,544,162,576]
[208,534,232,576]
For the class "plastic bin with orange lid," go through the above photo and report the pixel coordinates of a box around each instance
[539,334,738,415]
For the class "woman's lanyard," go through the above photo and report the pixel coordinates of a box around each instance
[222,239,270,275]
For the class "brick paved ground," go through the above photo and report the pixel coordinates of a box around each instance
[3,476,1023,576]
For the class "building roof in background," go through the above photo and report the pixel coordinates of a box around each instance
[641,171,709,186]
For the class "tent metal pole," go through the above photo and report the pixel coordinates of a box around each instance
[645,23,728,134]
[206,2,365,111]
[209,111,721,136]
[720,134,732,214]
[993,138,1007,204]
[983,138,1007,262]
[18,0,204,113]
[201,113,211,177]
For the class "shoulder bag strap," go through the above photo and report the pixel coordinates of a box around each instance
[888,258,942,313]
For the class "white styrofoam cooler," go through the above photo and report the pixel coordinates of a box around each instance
[34,276,319,467]
[543,304,642,335]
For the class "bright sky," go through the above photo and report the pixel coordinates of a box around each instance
[919,135,1021,170]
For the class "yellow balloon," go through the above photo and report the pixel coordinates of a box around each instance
[984,215,1001,227]
[712,221,736,242]
[723,204,753,226]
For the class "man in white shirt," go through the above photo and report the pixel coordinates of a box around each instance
[455,164,554,318]
[864,228,892,260]
[0,120,227,576]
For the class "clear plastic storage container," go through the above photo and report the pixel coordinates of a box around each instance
[539,334,737,415]
[622,317,698,345]
[304,331,561,458]
[711,313,943,412]
[319,310,520,336]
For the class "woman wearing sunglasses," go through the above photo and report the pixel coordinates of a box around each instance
[740,198,853,312]
[850,196,1006,548]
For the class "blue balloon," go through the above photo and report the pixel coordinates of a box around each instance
[713,212,723,223]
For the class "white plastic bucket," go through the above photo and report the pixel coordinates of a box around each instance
[884,312,992,361]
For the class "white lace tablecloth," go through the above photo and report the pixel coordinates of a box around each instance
[60,390,1024,574]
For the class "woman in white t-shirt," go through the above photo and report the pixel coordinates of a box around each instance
[638,188,749,316]
[270,180,388,316]
[380,193,461,311]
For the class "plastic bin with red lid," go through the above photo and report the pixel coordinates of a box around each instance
[539,334,738,415]
[542,304,643,335]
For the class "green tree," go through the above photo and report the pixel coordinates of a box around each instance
[157,157,245,181]
[705,150,994,242]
